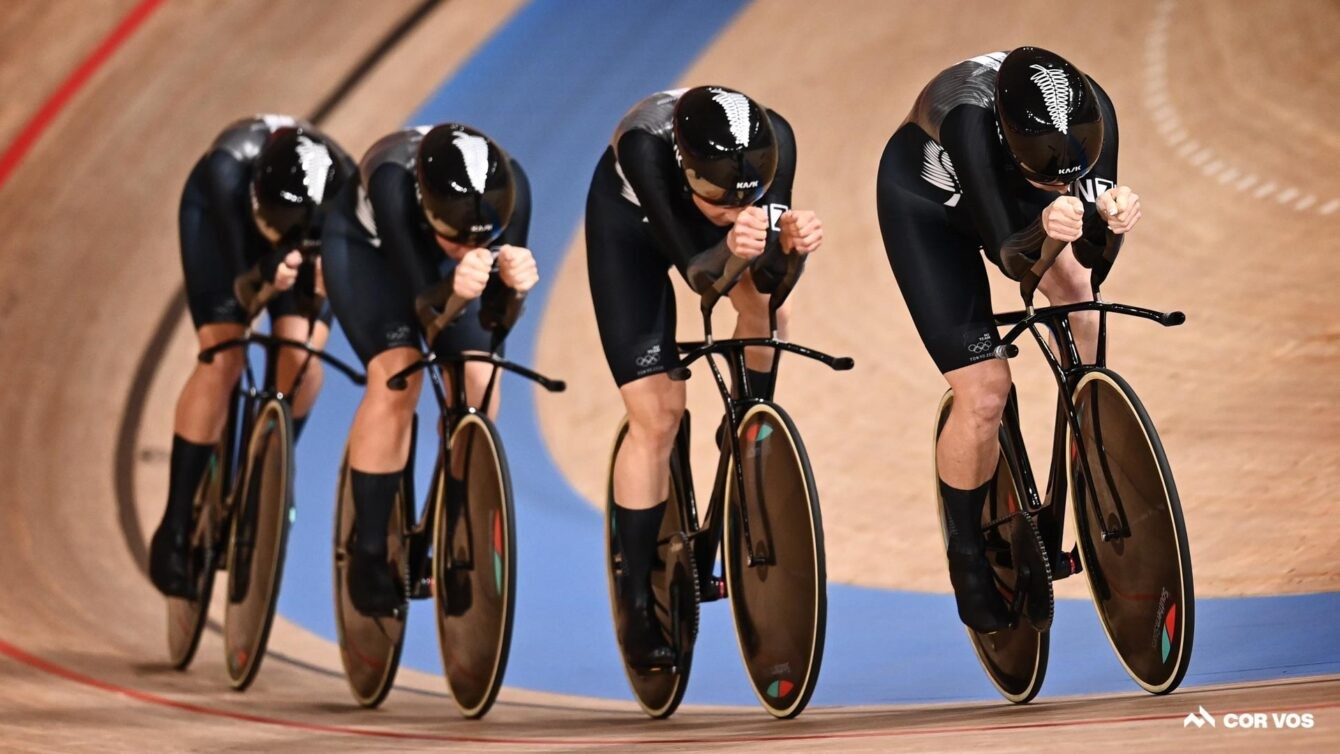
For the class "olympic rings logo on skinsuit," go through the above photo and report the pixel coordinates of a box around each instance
[967,341,994,354]
[634,344,662,369]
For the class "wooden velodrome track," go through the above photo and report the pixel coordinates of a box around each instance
[1,0,1337,751]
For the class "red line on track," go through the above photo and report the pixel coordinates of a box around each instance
[4,637,1338,747]
[0,0,164,191]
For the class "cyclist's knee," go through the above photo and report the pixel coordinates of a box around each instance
[276,347,320,382]
[361,379,419,425]
[728,273,770,320]
[201,348,245,387]
[946,363,1011,429]
[362,348,422,419]
[1040,251,1092,306]
[622,380,686,451]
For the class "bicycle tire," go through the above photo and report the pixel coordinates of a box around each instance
[223,398,294,690]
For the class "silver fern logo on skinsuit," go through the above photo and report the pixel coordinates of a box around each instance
[1029,65,1072,133]
[294,135,333,204]
[921,141,962,207]
[710,88,752,146]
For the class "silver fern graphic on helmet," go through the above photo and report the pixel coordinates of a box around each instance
[294,134,333,204]
[920,141,962,207]
[452,131,491,192]
[1029,64,1072,134]
[710,88,752,146]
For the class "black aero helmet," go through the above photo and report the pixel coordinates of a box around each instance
[995,47,1104,186]
[416,123,515,246]
[673,86,778,207]
[250,126,338,244]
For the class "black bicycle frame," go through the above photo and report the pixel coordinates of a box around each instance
[196,265,367,515]
[671,253,852,581]
[991,235,1185,570]
[383,287,565,595]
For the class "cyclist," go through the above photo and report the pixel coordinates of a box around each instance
[876,47,1142,632]
[322,123,537,616]
[149,115,354,598]
[587,86,823,669]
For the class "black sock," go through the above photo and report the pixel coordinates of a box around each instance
[160,435,216,533]
[292,414,308,441]
[614,501,666,598]
[940,478,992,553]
[350,469,402,555]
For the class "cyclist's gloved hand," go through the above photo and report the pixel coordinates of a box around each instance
[260,247,304,291]
[1097,185,1142,235]
[496,244,538,293]
[453,247,493,300]
[727,206,769,260]
[1040,196,1084,243]
[778,209,823,255]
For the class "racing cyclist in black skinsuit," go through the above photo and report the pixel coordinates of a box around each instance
[876,48,1143,633]
[148,115,355,598]
[322,123,537,616]
[587,86,824,669]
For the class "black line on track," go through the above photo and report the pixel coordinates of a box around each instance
[307,0,444,125]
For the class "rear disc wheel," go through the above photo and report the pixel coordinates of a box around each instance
[935,390,1049,704]
[604,415,697,719]
[166,442,226,669]
[333,449,410,707]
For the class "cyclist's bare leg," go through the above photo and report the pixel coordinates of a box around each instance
[1038,247,1098,365]
[272,315,330,420]
[173,323,247,443]
[611,371,683,666]
[613,373,686,510]
[348,347,423,472]
[345,346,423,614]
[938,358,1013,488]
[937,357,1014,631]
[151,322,246,596]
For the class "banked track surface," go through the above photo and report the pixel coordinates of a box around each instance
[1,1,1338,751]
